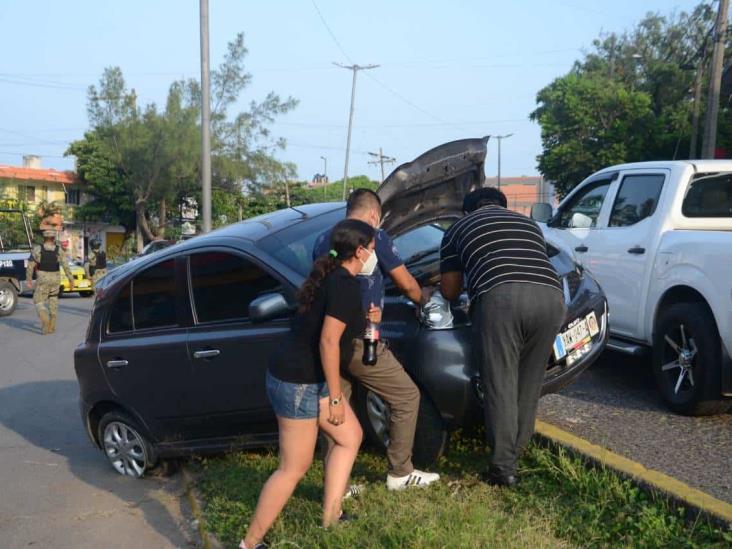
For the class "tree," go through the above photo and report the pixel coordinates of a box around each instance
[532,2,722,197]
[67,33,297,249]
[531,74,653,197]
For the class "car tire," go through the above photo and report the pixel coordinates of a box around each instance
[97,411,157,478]
[0,280,18,316]
[355,385,448,466]
[652,302,730,416]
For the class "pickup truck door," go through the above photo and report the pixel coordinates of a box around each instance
[582,170,668,338]
[543,175,616,266]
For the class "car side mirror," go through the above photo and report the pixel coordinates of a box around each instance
[530,203,553,223]
[569,212,593,229]
[249,293,291,322]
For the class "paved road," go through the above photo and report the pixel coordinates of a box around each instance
[538,352,732,504]
[0,295,195,549]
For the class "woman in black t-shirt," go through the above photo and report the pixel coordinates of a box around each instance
[241,219,379,549]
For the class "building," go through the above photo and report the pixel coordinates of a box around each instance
[0,155,125,262]
[484,176,556,216]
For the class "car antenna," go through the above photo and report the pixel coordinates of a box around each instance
[289,206,309,217]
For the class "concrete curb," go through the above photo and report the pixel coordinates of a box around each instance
[534,419,732,526]
[181,466,224,549]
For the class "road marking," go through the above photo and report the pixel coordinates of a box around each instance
[535,419,732,525]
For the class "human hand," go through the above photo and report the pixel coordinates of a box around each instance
[420,287,433,307]
[328,401,346,426]
[367,303,382,324]
[27,280,33,290]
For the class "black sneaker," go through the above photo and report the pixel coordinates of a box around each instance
[481,468,518,488]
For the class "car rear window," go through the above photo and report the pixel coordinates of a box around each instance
[682,172,732,217]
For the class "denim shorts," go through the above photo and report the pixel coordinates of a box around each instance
[266,370,329,419]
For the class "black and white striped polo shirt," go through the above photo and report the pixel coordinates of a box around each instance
[440,204,562,302]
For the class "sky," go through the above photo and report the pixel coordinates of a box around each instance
[0,0,705,183]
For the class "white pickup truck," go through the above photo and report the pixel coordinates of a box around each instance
[531,160,732,415]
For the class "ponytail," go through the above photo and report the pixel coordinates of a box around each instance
[298,255,340,313]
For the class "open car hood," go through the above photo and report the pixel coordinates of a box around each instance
[376,137,489,237]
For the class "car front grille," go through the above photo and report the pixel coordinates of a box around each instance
[74,274,85,280]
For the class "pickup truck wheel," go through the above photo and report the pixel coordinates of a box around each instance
[355,385,448,466]
[0,280,18,316]
[653,303,730,416]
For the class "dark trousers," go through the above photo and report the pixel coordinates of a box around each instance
[471,282,566,476]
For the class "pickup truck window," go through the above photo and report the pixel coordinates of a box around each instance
[609,174,664,227]
[556,181,611,228]
[682,172,732,218]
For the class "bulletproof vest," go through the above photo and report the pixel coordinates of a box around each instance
[95,251,107,269]
[38,246,60,272]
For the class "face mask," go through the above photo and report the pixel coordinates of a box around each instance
[358,248,378,276]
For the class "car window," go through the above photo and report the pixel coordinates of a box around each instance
[189,251,283,323]
[609,174,665,227]
[682,172,732,218]
[557,181,612,228]
[132,259,178,330]
[108,282,133,333]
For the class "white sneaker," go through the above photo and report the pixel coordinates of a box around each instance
[386,469,440,491]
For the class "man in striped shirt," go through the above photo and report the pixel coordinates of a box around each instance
[440,187,566,487]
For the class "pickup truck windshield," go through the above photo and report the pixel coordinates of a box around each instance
[683,172,732,218]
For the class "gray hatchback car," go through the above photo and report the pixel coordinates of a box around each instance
[74,137,608,477]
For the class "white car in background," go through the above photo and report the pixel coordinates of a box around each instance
[532,161,732,416]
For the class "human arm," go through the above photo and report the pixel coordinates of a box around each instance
[58,249,74,288]
[25,248,38,288]
[388,265,429,306]
[439,226,463,302]
[84,252,93,278]
[320,315,346,425]
[440,271,463,301]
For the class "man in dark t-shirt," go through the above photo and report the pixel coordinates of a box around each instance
[440,187,566,488]
[313,189,440,490]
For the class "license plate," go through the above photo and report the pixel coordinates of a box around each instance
[553,311,598,361]
[76,281,90,288]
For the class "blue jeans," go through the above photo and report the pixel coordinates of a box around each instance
[266,370,329,419]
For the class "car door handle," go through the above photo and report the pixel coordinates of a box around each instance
[627,247,646,255]
[574,245,589,253]
[193,349,221,359]
[106,359,128,368]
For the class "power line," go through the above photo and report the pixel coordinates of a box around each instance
[310,0,353,64]
[367,148,396,183]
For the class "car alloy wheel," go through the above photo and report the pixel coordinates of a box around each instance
[661,324,697,396]
[102,421,149,477]
[365,390,391,447]
[0,281,18,316]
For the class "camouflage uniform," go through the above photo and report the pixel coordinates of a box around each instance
[26,237,73,334]
[84,248,108,286]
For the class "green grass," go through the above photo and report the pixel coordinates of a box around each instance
[193,433,732,548]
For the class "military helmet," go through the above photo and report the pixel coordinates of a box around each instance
[90,238,101,249]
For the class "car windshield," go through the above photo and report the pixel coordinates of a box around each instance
[260,212,446,277]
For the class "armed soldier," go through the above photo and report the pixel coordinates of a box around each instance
[84,238,107,286]
[26,230,74,334]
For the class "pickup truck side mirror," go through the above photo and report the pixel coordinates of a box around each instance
[249,293,291,322]
[569,212,593,229]
[531,203,553,223]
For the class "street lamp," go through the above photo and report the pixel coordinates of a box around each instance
[320,156,328,199]
[495,133,514,188]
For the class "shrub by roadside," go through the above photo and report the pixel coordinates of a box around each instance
[193,434,732,548]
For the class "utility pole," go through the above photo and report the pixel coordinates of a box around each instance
[367,147,396,183]
[495,133,514,189]
[335,62,379,199]
[199,0,212,232]
[320,156,328,199]
[701,0,729,159]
